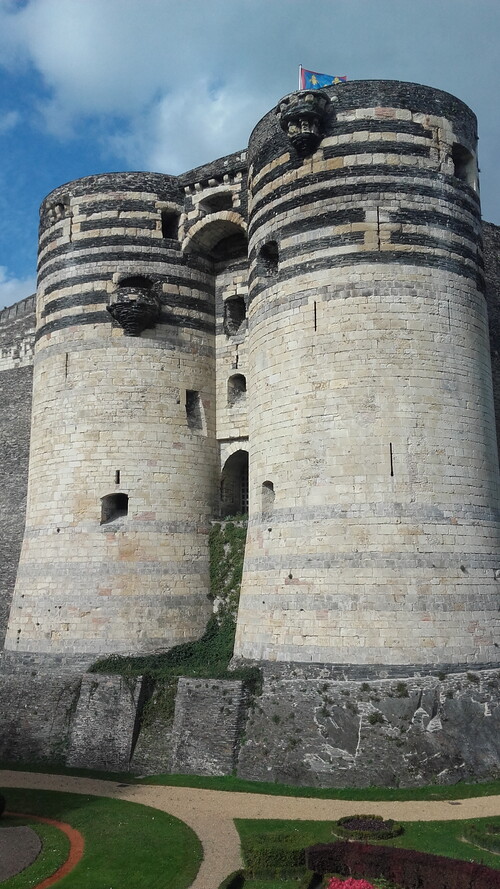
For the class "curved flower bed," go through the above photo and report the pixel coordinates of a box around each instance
[307,840,500,889]
[334,815,403,841]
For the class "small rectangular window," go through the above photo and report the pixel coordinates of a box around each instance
[101,493,128,524]
[186,390,204,431]
[161,210,180,239]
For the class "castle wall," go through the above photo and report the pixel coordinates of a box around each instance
[4,173,218,657]
[2,80,500,788]
[179,155,250,513]
[483,221,500,462]
[0,296,35,643]
[67,673,145,771]
[237,666,500,787]
[235,81,500,668]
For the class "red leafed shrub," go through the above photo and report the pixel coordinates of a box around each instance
[326,879,375,889]
[306,841,500,889]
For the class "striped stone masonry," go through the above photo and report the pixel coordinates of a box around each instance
[4,80,500,673]
[234,80,500,667]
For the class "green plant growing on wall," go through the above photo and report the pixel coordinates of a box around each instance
[90,518,260,723]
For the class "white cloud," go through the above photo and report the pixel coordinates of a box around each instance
[109,81,269,175]
[1,0,500,212]
[0,267,36,310]
[0,109,19,133]
[0,0,291,146]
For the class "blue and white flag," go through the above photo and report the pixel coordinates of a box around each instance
[299,67,347,89]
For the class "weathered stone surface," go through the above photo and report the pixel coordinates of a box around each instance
[0,665,80,763]
[130,681,176,775]
[0,296,35,645]
[67,673,145,771]
[171,678,248,776]
[237,668,500,787]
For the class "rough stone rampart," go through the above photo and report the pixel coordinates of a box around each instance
[67,673,146,770]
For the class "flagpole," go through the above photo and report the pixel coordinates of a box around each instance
[298,65,302,90]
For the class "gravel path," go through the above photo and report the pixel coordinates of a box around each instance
[2,771,500,889]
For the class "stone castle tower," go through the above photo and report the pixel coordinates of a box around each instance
[4,80,500,681]
[234,82,500,670]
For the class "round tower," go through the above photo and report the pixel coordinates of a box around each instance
[235,81,500,670]
[5,172,217,659]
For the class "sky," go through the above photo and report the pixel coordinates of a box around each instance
[0,0,499,309]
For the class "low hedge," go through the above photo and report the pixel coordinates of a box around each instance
[243,830,308,878]
[334,815,403,841]
[463,820,500,854]
[306,840,500,889]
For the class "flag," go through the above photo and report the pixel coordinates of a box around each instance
[299,67,347,90]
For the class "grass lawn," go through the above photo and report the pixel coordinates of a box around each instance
[136,772,500,802]
[235,816,500,888]
[1,787,202,889]
[4,760,500,802]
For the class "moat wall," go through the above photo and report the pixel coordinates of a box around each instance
[1,661,500,787]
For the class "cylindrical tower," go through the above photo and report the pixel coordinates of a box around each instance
[5,172,217,658]
[235,81,500,669]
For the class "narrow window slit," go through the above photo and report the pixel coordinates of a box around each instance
[452,144,476,188]
[258,241,279,277]
[186,390,205,432]
[313,301,317,331]
[262,480,275,519]
[115,470,121,485]
[389,442,394,477]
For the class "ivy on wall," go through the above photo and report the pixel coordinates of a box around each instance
[90,518,259,691]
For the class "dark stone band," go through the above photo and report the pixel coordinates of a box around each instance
[35,309,214,342]
[249,248,483,303]
[250,167,480,224]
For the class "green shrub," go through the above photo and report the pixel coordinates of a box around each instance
[463,820,500,854]
[298,871,322,889]
[244,831,308,878]
[89,518,262,710]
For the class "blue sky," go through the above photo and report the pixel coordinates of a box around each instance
[0,0,499,308]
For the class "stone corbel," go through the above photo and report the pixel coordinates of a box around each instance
[107,287,161,337]
[276,90,330,156]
